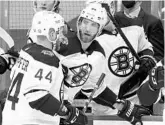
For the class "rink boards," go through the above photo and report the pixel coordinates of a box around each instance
[87,115,164,125]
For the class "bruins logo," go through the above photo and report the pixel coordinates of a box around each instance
[66,63,92,87]
[108,46,134,77]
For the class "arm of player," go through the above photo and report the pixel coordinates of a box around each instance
[25,89,88,125]
[137,27,156,74]
[93,87,151,125]
[22,60,88,125]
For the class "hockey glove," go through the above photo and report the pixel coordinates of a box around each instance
[135,55,156,83]
[64,104,88,125]
[117,100,151,125]
[148,65,164,90]
[6,49,19,70]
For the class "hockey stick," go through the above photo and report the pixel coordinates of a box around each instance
[0,27,14,49]
[83,73,106,113]
[101,4,141,64]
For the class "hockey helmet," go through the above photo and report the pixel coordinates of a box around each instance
[77,3,108,42]
[31,11,65,46]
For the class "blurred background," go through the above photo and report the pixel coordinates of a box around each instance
[0,0,164,93]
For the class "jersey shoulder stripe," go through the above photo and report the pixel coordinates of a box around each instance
[22,43,59,67]
[88,40,105,57]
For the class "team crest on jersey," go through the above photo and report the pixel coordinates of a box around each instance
[68,63,92,87]
[108,46,134,77]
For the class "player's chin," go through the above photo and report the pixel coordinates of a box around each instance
[82,37,91,43]
[81,35,93,43]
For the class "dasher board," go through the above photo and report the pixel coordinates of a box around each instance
[87,115,164,125]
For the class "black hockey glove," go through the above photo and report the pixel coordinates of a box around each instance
[117,100,152,125]
[0,50,19,72]
[64,105,88,125]
[135,55,156,83]
[148,65,164,91]
[61,101,88,125]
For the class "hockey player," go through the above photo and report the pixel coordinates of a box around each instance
[74,1,156,114]
[0,0,62,75]
[58,3,151,125]
[67,0,115,32]
[2,11,87,125]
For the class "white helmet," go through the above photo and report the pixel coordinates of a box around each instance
[77,3,108,39]
[33,0,60,13]
[85,0,115,15]
[31,11,64,44]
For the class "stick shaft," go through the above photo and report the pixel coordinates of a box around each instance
[83,73,106,113]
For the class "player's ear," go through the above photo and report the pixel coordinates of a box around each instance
[48,28,57,41]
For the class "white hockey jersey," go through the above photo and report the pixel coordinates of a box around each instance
[59,35,107,102]
[2,43,64,125]
[96,26,153,95]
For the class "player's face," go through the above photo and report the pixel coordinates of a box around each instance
[35,0,55,11]
[78,18,99,43]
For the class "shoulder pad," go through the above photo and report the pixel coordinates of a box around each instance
[87,40,105,57]
[22,43,59,67]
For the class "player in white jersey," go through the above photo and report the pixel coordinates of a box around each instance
[87,2,156,115]
[2,11,87,125]
[74,1,156,115]
[0,1,67,75]
[57,3,152,125]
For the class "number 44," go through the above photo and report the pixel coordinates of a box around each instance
[35,68,52,83]
[8,68,52,110]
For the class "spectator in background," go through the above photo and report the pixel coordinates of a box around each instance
[115,0,164,62]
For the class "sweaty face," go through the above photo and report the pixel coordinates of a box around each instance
[35,0,55,11]
[78,18,99,43]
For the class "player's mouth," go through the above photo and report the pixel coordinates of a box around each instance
[40,7,47,10]
[83,32,91,37]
